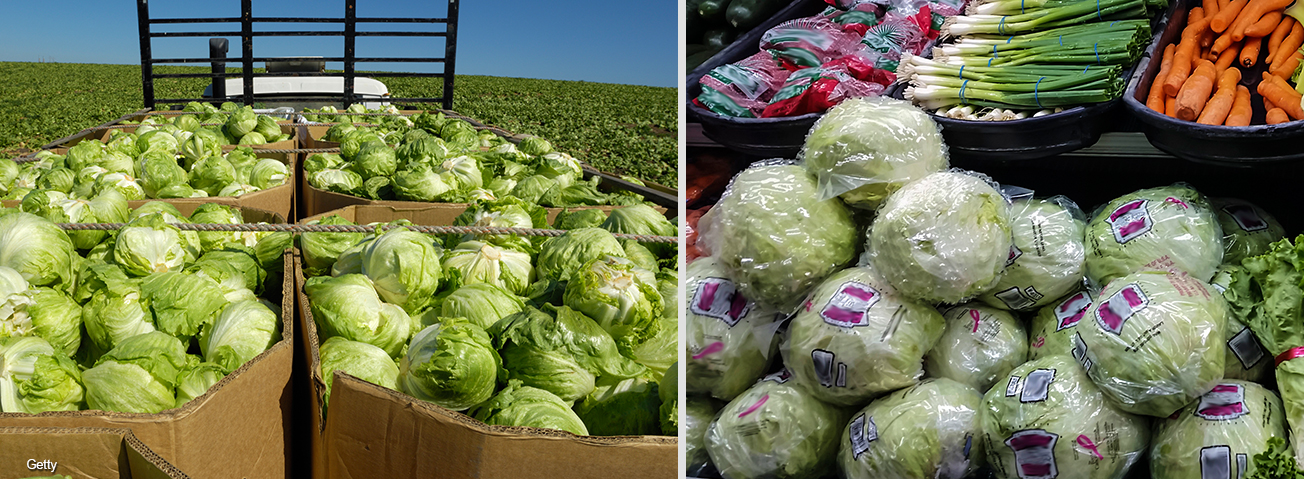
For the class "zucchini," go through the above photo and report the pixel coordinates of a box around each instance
[703,29,738,50]
[726,0,789,31]
[688,46,726,73]
[687,0,707,42]
[699,0,728,23]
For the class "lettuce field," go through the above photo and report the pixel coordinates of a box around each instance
[0,62,678,186]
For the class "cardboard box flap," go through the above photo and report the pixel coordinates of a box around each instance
[0,427,190,479]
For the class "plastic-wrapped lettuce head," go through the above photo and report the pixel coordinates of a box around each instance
[305,274,411,358]
[784,264,946,407]
[839,378,983,479]
[925,303,1028,393]
[685,396,719,475]
[1208,265,1272,383]
[685,257,782,401]
[867,171,1013,304]
[1028,290,1093,361]
[470,379,588,435]
[563,256,663,353]
[360,227,443,314]
[442,241,534,295]
[979,197,1087,311]
[199,299,280,373]
[1210,197,1285,265]
[398,318,502,411]
[318,337,399,407]
[1077,270,1227,417]
[1149,380,1285,479]
[490,305,646,403]
[0,212,75,288]
[84,331,193,413]
[536,227,626,282]
[981,355,1150,479]
[1085,186,1223,286]
[437,283,526,331]
[174,361,225,408]
[705,371,847,479]
[573,376,663,436]
[800,97,949,210]
[698,161,858,311]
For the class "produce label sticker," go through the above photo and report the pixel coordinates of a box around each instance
[1055,292,1092,331]
[1228,327,1267,369]
[1222,203,1269,232]
[1106,199,1153,244]
[1006,375,1022,397]
[1196,383,1247,421]
[1201,446,1232,479]
[691,277,752,327]
[820,281,881,328]
[993,286,1038,311]
[1095,283,1148,335]
[1006,429,1059,479]
[1019,369,1054,403]
[849,413,878,459]
[1071,332,1094,372]
[811,349,849,388]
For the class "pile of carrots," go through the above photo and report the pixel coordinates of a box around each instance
[1145,0,1304,125]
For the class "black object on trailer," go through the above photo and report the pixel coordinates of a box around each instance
[134,0,459,109]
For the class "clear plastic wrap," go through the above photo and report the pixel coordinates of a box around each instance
[1075,270,1228,418]
[865,170,1012,305]
[800,97,949,210]
[981,355,1151,479]
[925,303,1028,393]
[1149,380,1286,479]
[686,257,784,402]
[686,396,721,477]
[1210,197,1286,265]
[838,378,984,479]
[705,370,848,479]
[1085,185,1223,287]
[1209,265,1274,383]
[698,160,859,312]
[1027,290,1093,362]
[783,264,946,407]
[978,196,1087,312]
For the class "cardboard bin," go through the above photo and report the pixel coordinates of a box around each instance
[0,427,190,479]
[292,208,677,479]
[0,250,299,479]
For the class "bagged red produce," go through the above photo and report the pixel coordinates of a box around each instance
[761,56,894,117]
[819,3,883,36]
[760,17,865,69]
[694,51,791,118]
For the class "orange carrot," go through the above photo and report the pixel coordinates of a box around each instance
[1265,95,1278,111]
[1191,7,1212,50]
[1168,18,1216,96]
[1272,50,1303,78]
[1246,12,1283,37]
[1197,69,1241,124]
[1231,0,1294,41]
[1176,60,1219,120]
[1205,0,1220,17]
[1211,0,1247,32]
[1216,41,1241,74]
[1271,22,1304,67]
[1225,85,1253,125]
[1166,95,1179,117]
[1269,17,1295,58]
[1258,72,1304,119]
[1219,0,1231,9]
[1241,36,1265,67]
[1267,107,1291,123]
[1149,44,1178,112]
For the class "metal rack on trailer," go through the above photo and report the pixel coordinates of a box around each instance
[135,0,459,109]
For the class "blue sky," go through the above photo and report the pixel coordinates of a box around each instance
[0,1,677,88]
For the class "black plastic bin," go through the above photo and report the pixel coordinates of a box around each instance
[1123,0,1304,166]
